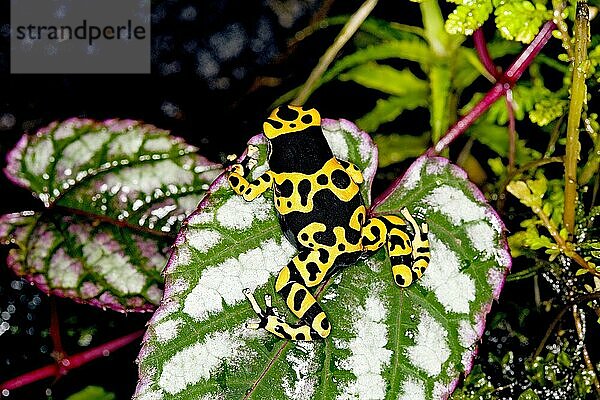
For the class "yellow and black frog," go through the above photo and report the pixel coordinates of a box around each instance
[228,105,430,341]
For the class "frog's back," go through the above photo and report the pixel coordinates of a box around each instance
[264,106,365,266]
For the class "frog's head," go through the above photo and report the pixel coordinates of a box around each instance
[263,105,321,140]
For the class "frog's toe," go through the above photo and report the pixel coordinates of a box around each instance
[246,319,262,330]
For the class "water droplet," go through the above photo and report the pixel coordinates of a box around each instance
[0,322,10,335]
[102,349,110,356]
[0,113,16,130]
[10,280,23,290]
[2,389,10,396]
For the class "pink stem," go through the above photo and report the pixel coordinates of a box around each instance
[49,299,64,356]
[503,20,556,83]
[426,20,556,156]
[427,82,507,156]
[49,299,69,376]
[473,28,500,79]
[0,330,144,391]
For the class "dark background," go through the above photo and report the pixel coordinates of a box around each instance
[0,1,430,398]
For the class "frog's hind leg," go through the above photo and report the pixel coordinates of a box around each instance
[243,250,332,341]
[361,207,430,288]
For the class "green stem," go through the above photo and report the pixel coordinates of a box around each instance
[420,0,449,57]
[572,306,600,396]
[531,202,596,275]
[552,1,574,59]
[292,0,379,106]
[420,0,456,146]
[579,112,600,185]
[563,0,589,238]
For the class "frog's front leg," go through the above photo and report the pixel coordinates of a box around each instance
[227,163,274,201]
[361,207,430,288]
[244,250,332,341]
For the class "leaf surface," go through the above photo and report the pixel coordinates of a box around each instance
[1,119,222,311]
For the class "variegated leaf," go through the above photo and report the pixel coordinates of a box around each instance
[134,119,510,399]
[1,119,222,311]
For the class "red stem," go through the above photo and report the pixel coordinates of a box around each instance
[504,20,556,82]
[473,28,500,79]
[0,330,144,391]
[427,82,507,155]
[426,20,556,156]
[49,299,64,356]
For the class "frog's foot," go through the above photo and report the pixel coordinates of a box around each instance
[242,288,318,341]
[243,289,283,329]
[243,288,279,330]
[245,144,259,171]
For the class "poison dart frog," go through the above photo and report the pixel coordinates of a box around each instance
[227,105,430,341]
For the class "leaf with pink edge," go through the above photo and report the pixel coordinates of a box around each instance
[133,118,510,399]
[1,119,222,311]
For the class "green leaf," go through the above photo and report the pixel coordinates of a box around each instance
[445,0,493,36]
[135,120,510,399]
[468,122,542,164]
[357,96,428,132]
[1,119,222,311]
[374,133,431,167]
[507,180,542,209]
[66,386,116,400]
[430,65,452,142]
[518,388,541,400]
[274,40,432,105]
[494,0,551,44]
[339,62,429,97]
[529,96,569,126]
